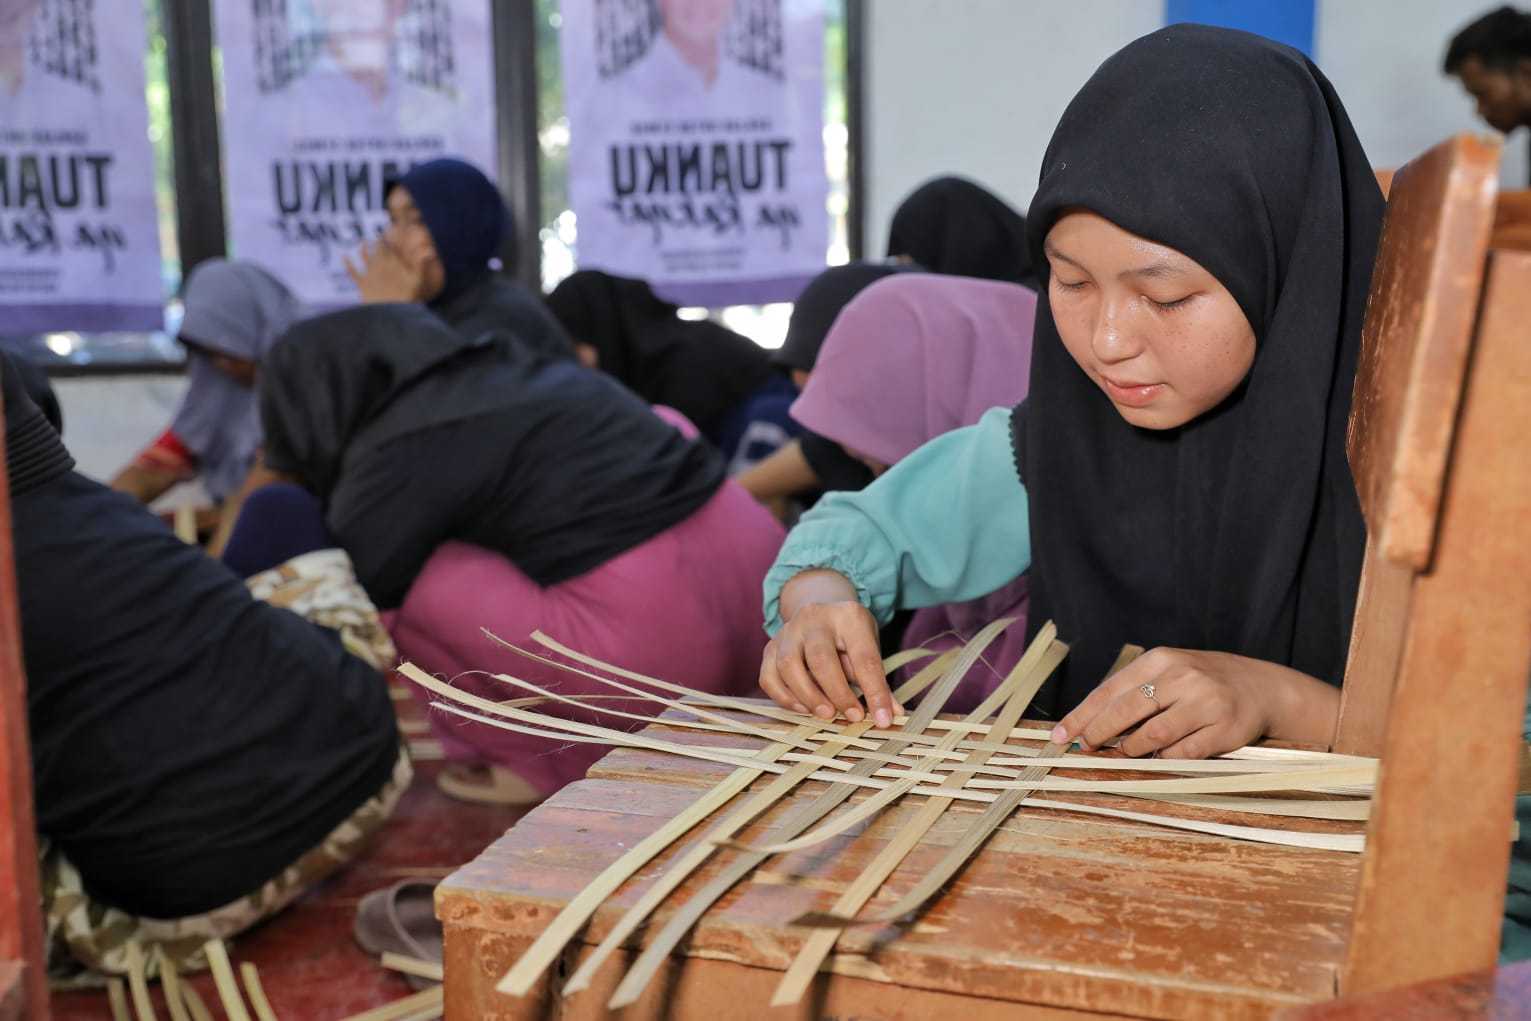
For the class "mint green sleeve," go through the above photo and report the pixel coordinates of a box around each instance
[763,406,1031,635]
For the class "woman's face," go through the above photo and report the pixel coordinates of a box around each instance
[1044,211,1255,430]
[384,186,446,300]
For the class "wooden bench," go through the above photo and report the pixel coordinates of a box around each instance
[434,133,1531,1018]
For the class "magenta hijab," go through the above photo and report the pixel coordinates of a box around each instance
[790,273,1038,712]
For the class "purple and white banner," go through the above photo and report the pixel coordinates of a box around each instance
[561,0,828,306]
[216,0,497,307]
[0,0,164,332]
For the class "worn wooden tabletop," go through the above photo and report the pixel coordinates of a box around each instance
[439,715,1364,1020]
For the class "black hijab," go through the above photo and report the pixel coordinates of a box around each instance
[772,263,909,373]
[388,159,574,360]
[389,158,506,305]
[260,305,725,603]
[887,176,1037,287]
[261,304,515,501]
[1011,24,1382,715]
[545,270,773,434]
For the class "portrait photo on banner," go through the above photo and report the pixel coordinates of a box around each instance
[563,0,829,307]
[218,0,495,308]
[0,0,165,332]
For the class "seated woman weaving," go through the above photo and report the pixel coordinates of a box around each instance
[248,304,785,803]
[3,352,405,981]
[759,25,1379,758]
[110,258,303,548]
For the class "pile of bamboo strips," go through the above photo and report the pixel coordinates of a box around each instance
[400,618,1373,1009]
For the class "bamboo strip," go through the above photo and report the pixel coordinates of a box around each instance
[1015,796,1366,851]
[424,688,1373,798]
[380,952,444,983]
[495,635,935,757]
[203,939,253,1021]
[798,647,1141,931]
[337,985,444,1021]
[405,740,444,761]
[494,649,959,997]
[180,985,215,1021]
[695,742,1369,776]
[1130,793,1370,821]
[173,506,197,545]
[240,963,279,1021]
[154,949,192,1021]
[722,638,1068,856]
[559,650,965,998]
[108,978,132,1021]
[769,636,1070,1002]
[426,699,1366,851]
[125,941,159,1021]
[604,620,1027,1009]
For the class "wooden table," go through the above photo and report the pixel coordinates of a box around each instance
[0,962,24,1021]
[437,716,1364,1020]
[1276,960,1531,1020]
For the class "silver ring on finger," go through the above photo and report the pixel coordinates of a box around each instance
[1139,683,1161,711]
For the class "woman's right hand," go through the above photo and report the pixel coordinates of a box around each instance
[759,569,901,728]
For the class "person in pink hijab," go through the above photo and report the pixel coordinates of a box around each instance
[788,273,1037,711]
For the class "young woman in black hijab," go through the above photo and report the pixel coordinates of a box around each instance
[346,157,572,360]
[885,175,1038,287]
[2,353,405,977]
[756,25,1382,760]
[253,304,785,800]
[544,269,781,460]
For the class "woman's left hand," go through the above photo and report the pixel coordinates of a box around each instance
[1047,647,1341,759]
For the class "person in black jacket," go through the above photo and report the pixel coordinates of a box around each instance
[4,352,405,980]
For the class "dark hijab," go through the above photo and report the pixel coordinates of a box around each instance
[389,158,507,303]
[545,270,773,434]
[389,159,573,360]
[261,305,513,501]
[1011,24,1382,715]
[260,305,725,604]
[772,263,909,374]
[887,176,1037,287]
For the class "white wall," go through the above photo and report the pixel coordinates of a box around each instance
[54,375,184,480]
[861,2,1526,256]
[861,0,1161,256]
[1315,0,1527,187]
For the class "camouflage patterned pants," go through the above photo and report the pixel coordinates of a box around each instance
[42,548,406,983]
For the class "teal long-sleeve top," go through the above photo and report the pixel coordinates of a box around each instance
[763,407,1031,634]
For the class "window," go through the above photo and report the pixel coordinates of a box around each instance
[3,0,186,374]
[532,0,851,348]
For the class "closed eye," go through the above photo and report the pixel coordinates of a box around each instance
[1150,295,1194,311]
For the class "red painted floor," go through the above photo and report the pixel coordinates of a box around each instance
[52,688,529,1020]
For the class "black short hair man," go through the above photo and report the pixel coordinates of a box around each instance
[1445,6,1531,133]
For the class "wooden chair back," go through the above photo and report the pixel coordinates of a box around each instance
[1335,134,1531,993]
[0,389,49,1019]
[1494,188,1531,250]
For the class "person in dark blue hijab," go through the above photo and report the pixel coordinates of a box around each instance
[345,157,572,359]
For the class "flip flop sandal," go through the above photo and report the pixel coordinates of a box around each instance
[435,763,542,806]
[354,881,443,990]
